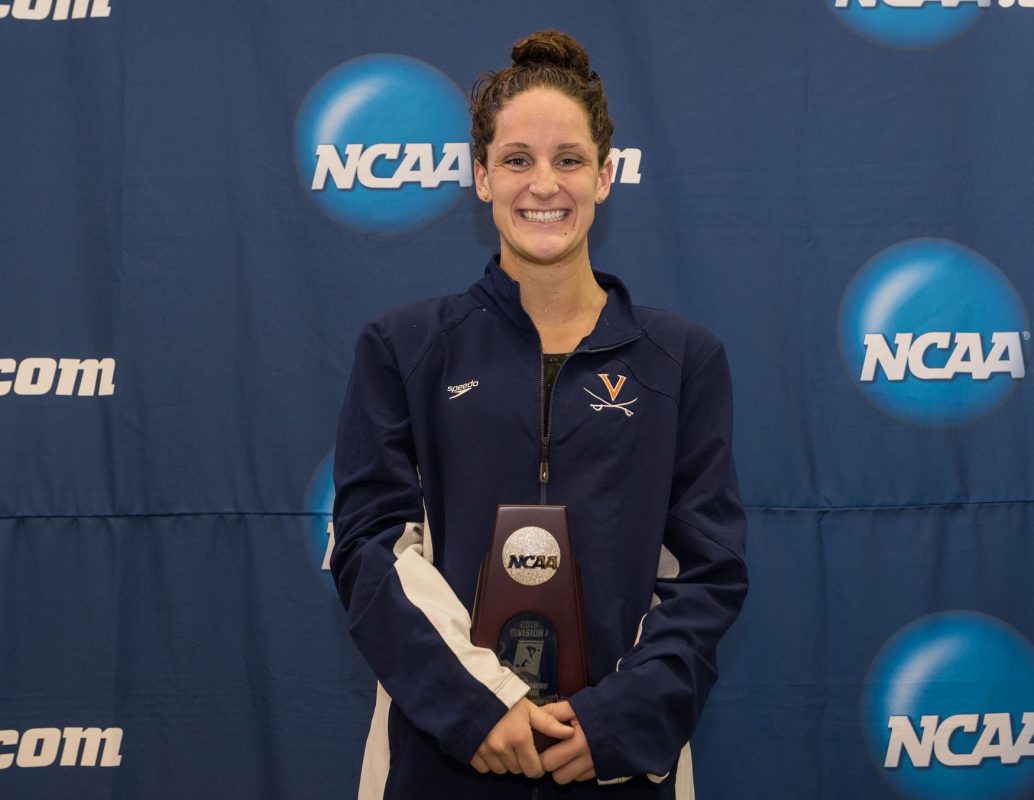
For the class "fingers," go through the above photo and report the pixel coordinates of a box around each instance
[551,753,594,784]
[478,735,524,775]
[499,749,522,775]
[478,748,512,775]
[514,735,545,780]
[529,705,574,740]
[470,698,545,778]
[471,699,589,781]
[539,713,595,784]
[539,700,577,723]
[539,736,579,773]
[475,743,594,784]
[551,752,596,785]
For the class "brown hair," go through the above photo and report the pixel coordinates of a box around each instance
[471,30,614,167]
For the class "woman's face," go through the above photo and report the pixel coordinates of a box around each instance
[474,87,613,273]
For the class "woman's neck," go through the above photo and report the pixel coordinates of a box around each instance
[499,255,607,353]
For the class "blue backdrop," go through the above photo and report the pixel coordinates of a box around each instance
[2,1,1033,798]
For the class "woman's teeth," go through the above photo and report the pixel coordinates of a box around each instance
[520,210,567,222]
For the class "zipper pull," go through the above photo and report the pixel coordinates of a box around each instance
[539,436,550,484]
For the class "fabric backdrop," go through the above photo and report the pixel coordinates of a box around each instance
[2,1,1032,798]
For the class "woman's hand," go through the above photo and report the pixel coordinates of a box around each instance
[470,698,574,778]
[538,701,596,783]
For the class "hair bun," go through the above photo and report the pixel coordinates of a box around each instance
[511,30,592,82]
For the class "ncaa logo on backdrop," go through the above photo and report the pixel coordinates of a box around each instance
[826,0,1034,49]
[302,450,336,590]
[838,238,1028,426]
[294,55,471,235]
[863,612,1034,800]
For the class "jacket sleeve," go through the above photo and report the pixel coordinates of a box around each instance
[568,341,748,782]
[330,323,529,763]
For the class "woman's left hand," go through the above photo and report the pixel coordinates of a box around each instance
[538,700,597,784]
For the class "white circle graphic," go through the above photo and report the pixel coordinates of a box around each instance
[501,526,561,586]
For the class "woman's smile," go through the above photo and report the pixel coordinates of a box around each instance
[519,209,570,223]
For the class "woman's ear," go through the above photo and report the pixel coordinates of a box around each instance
[473,160,491,202]
[595,156,614,204]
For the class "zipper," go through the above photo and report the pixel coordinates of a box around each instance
[536,335,640,503]
[537,335,555,504]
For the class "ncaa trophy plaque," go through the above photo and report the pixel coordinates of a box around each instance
[471,505,590,748]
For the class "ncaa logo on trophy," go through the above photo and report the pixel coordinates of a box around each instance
[502,526,561,586]
[293,54,471,235]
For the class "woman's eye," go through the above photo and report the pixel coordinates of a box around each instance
[504,156,529,168]
[558,157,584,169]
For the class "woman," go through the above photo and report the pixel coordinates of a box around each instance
[332,30,747,799]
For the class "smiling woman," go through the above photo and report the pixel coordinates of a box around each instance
[331,29,748,800]
[474,88,612,299]
[470,32,614,353]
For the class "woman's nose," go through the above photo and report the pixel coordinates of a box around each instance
[529,162,559,199]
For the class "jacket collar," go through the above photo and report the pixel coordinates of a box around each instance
[470,256,641,351]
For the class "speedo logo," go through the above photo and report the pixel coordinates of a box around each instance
[0,0,111,20]
[839,239,1029,426]
[886,712,1034,768]
[0,727,123,769]
[507,554,559,570]
[447,379,478,399]
[861,332,1025,382]
[0,357,116,397]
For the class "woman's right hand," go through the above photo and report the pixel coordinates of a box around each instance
[470,698,574,778]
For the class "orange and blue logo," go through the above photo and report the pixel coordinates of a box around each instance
[584,374,638,417]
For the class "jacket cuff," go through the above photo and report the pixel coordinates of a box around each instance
[568,682,676,784]
[568,686,623,780]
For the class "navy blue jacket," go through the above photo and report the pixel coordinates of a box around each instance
[332,258,748,799]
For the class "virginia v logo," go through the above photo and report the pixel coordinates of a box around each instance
[584,373,638,417]
[598,374,626,401]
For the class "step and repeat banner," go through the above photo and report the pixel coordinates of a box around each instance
[2,1,1032,798]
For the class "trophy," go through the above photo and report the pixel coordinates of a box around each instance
[471,505,590,748]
